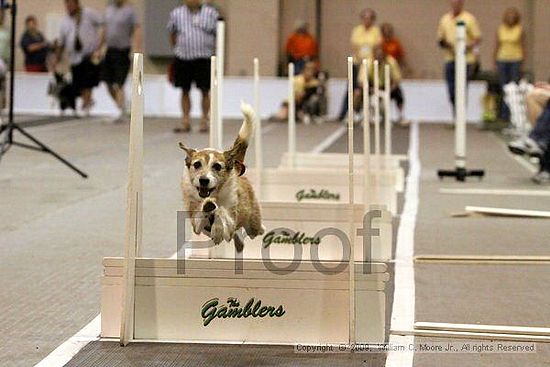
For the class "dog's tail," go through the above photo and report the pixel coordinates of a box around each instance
[239,101,255,144]
[227,102,256,163]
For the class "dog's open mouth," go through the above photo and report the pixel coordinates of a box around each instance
[197,186,215,198]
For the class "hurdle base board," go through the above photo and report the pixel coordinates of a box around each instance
[248,168,398,215]
[101,258,388,344]
[465,206,550,218]
[192,202,393,261]
[279,153,405,193]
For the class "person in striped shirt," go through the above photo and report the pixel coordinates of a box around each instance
[168,0,219,133]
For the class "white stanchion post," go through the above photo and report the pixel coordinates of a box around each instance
[209,56,217,148]
[253,57,262,197]
[120,53,144,346]
[455,22,466,169]
[384,64,392,156]
[288,62,296,168]
[216,21,225,150]
[362,59,371,208]
[347,56,356,345]
[437,21,484,181]
[373,60,380,157]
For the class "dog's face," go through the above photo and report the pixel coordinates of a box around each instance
[179,143,245,199]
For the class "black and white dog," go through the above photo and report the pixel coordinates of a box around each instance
[48,72,78,114]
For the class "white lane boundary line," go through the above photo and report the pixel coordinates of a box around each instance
[32,115,282,367]
[33,315,101,367]
[385,121,419,367]
[310,125,347,153]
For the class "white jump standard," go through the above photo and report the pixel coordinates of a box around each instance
[437,20,484,181]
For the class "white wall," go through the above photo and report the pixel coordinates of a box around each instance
[14,73,486,123]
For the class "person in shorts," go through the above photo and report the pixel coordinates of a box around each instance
[103,0,139,123]
[57,0,105,115]
[167,0,219,133]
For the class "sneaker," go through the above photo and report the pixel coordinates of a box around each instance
[314,116,325,124]
[508,137,543,156]
[353,111,363,124]
[199,120,209,133]
[532,171,550,185]
[173,121,191,133]
[302,114,311,125]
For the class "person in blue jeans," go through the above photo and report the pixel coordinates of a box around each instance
[508,101,550,184]
[494,7,525,121]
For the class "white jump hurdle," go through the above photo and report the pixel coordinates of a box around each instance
[278,60,406,194]
[222,58,394,262]
[246,60,398,217]
[102,53,389,346]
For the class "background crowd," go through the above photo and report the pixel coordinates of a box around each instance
[3,0,549,183]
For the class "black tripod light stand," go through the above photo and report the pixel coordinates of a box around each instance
[0,0,88,178]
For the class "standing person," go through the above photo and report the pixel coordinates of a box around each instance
[19,15,49,73]
[167,0,219,133]
[285,20,318,75]
[437,0,481,112]
[57,0,105,115]
[339,8,382,121]
[103,0,140,123]
[494,7,525,121]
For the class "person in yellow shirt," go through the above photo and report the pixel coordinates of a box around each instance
[338,8,382,121]
[437,0,481,111]
[357,46,407,126]
[350,8,382,63]
[494,7,525,121]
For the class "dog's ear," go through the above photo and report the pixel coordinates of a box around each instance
[223,137,248,170]
[178,142,196,167]
[234,160,246,176]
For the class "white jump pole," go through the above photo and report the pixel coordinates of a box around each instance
[455,23,466,170]
[373,60,380,157]
[209,55,217,148]
[384,64,392,156]
[288,62,296,168]
[347,56,356,345]
[253,57,262,197]
[216,21,225,150]
[362,59,371,208]
[120,53,144,346]
[437,21,484,181]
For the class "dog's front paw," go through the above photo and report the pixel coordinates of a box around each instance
[210,219,225,245]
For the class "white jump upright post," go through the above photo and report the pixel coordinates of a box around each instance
[346,56,356,345]
[120,53,144,346]
[437,21,484,181]
[373,60,381,157]
[288,63,296,168]
[216,21,225,150]
[253,57,262,197]
[209,56,217,148]
[362,59,371,208]
[384,64,392,156]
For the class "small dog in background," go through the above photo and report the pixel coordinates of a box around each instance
[179,102,264,252]
[48,72,78,114]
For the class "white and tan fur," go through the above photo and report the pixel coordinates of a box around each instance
[179,102,264,252]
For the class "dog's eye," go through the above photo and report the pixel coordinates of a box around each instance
[212,163,222,171]
[193,161,202,169]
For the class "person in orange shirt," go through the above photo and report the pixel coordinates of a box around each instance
[381,22,409,74]
[285,20,318,75]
